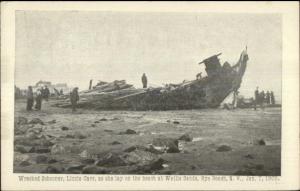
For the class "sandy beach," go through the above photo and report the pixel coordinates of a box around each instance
[14,99,281,175]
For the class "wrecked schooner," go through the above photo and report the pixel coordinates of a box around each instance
[53,49,248,110]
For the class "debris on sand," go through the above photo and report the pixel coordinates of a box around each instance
[99,118,108,121]
[47,120,56,124]
[178,133,192,142]
[216,145,232,152]
[173,121,180,124]
[28,118,44,125]
[79,150,89,158]
[104,129,113,133]
[110,141,121,145]
[253,139,266,146]
[61,126,69,131]
[119,129,137,135]
[152,138,180,153]
[36,155,48,164]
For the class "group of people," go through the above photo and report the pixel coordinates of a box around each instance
[26,85,79,112]
[26,86,50,111]
[254,87,275,109]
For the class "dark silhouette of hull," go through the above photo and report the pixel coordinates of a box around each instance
[53,49,248,111]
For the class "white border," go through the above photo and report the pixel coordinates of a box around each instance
[1,1,299,190]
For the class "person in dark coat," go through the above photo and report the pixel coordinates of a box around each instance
[142,73,148,88]
[26,86,34,111]
[254,87,259,110]
[44,85,50,101]
[35,89,43,110]
[266,91,271,104]
[70,87,79,112]
[270,91,275,105]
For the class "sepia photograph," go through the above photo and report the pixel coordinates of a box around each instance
[1,1,299,191]
[13,10,282,176]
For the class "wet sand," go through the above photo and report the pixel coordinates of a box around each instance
[14,99,281,175]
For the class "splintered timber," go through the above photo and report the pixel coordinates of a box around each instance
[52,49,248,111]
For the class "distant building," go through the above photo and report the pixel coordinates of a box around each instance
[32,80,72,95]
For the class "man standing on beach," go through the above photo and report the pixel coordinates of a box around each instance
[254,87,259,110]
[44,85,50,101]
[70,87,79,112]
[26,86,34,111]
[35,89,43,110]
[270,91,275,105]
[142,73,148,88]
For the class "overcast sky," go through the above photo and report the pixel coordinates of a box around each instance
[15,11,282,101]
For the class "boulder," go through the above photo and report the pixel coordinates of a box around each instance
[42,166,63,173]
[120,129,137,135]
[81,158,95,165]
[61,126,69,131]
[19,160,31,167]
[216,145,232,152]
[15,145,35,153]
[122,149,159,166]
[74,132,87,139]
[66,165,86,173]
[95,153,127,167]
[132,158,166,173]
[110,141,121,145]
[51,144,66,155]
[79,150,89,158]
[34,146,51,153]
[16,117,28,125]
[152,138,180,153]
[244,154,254,159]
[29,118,44,125]
[65,134,75,139]
[36,155,48,164]
[178,133,192,142]
[47,120,56,124]
[48,159,58,164]
[25,132,39,140]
